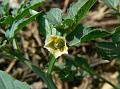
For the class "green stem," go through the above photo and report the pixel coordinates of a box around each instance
[69,56,118,89]
[83,68,118,89]
[93,73,118,89]
[24,60,57,89]
[81,67,118,89]
[12,39,18,50]
[4,40,57,89]
[13,53,57,89]
[47,54,56,75]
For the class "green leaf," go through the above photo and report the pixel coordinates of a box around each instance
[0,16,14,25]
[66,24,83,46]
[80,28,111,42]
[113,26,120,34]
[0,0,9,17]
[47,54,56,74]
[74,56,93,74]
[96,42,120,59]
[0,70,30,89]
[0,48,57,89]
[59,68,76,81]
[64,0,96,28]
[74,0,96,23]
[15,0,44,20]
[64,55,93,74]
[1,0,9,6]
[37,14,51,36]
[67,0,89,19]
[67,24,110,46]
[37,14,61,37]
[103,0,120,9]
[30,0,44,9]
[45,8,63,26]
[0,40,7,48]
[5,12,41,40]
[112,26,120,43]
[60,55,93,80]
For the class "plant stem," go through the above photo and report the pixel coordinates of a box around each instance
[6,40,57,89]
[21,56,57,89]
[93,73,118,89]
[24,60,57,89]
[83,68,118,89]
[85,69,118,89]
[13,39,18,50]
[47,54,56,75]
[6,51,57,89]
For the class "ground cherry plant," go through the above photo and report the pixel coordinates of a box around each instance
[0,0,120,89]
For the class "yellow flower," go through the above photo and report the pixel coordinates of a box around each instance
[44,35,68,58]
